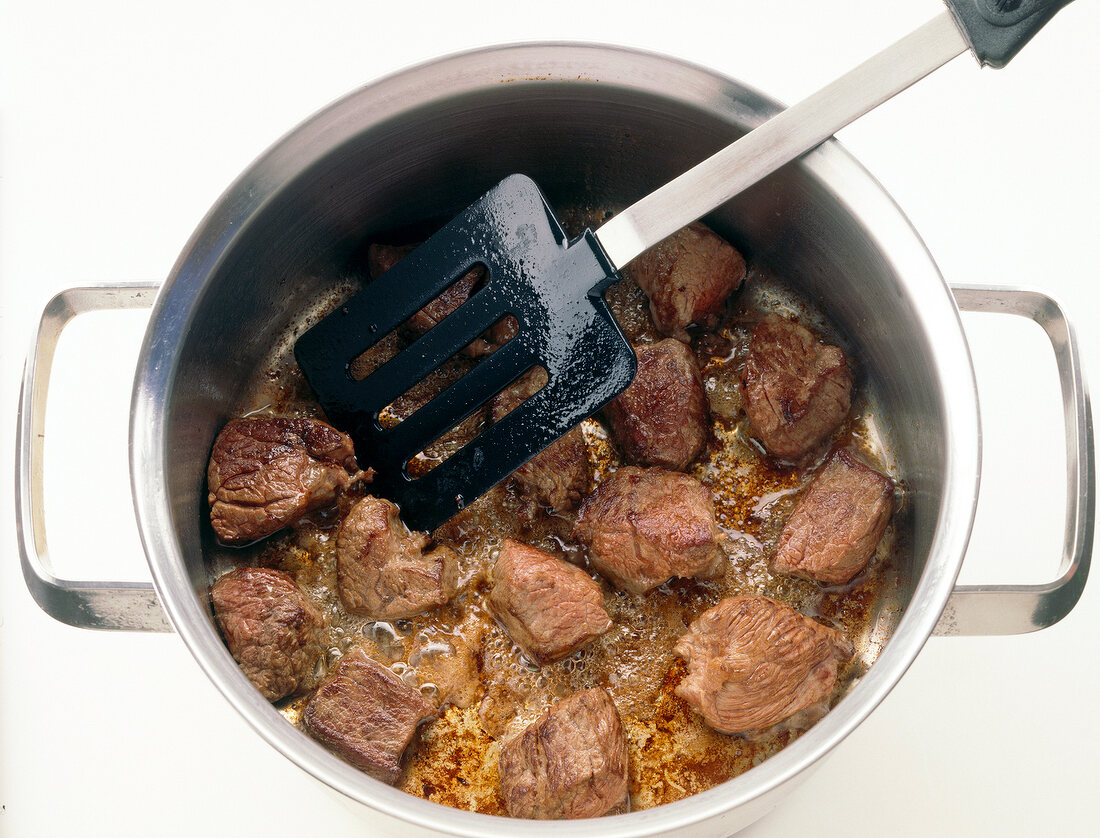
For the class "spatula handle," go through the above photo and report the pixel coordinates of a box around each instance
[945,0,1075,69]
[595,3,1072,269]
[594,13,969,269]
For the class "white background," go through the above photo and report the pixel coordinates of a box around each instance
[2,1,1097,835]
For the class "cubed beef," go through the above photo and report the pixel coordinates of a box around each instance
[674,595,854,733]
[368,243,516,357]
[337,495,459,619]
[491,370,592,514]
[210,567,325,701]
[773,448,894,585]
[303,647,434,784]
[627,221,746,341]
[603,338,708,470]
[489,538,611,665]
[498,687,628,819]
[741,315,853,461]
[572,466,725,594]
[207,416,362,544]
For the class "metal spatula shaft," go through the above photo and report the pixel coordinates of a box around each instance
[596,12,969,268]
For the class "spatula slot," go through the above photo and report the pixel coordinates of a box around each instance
[377,335,532,467]
[377,312,521,429]
[347,259,518,382]
[487,365,549,424]
[385,360,546,482]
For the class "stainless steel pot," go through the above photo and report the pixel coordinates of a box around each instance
[16,44,1093,837]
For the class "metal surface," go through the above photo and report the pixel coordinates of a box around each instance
[596,12,969,268]
[125,44,986,837]
[14,283,171,632]
[934,286,1094,635]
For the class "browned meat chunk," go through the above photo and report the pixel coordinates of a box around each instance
[491,370,592,514]
[627,221,746,341]
[210,567,325,701]
[337,495,459,619]
[499,687,628,819]
[572,466,724,594]
[303,647,433,784]
[773,449,894,585]
[741,315,853,461]
[489,539,611,665]
[368,243,516,356]
[603,339,708,470]
[674,595,854,733]
[207,417,361,544]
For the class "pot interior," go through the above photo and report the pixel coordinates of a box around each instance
[138,43,976,834]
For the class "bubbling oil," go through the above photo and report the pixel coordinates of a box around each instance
[231,231,904,815]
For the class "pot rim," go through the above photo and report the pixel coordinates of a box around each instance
[129,41,980,836]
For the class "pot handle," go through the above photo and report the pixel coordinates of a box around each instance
[934,286,1094,636]
[15,284,173,632]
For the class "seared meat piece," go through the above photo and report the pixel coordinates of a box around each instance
[210,567,325,702]
[741,314,853,461]
[207,416,362,545]
[368,243,516,356]
[603,338,708,470]
[337,495,459,620]
[572,466,724,594]
[773,448,894,585]
[366,242,415,277]
[489,538,612,665]
[304,647,434,784]
[499,687,628,819]
[627,221,746,341]
[674,595,854,733]
[491,370,592,514]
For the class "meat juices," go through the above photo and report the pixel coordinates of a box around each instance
[304,647,434,784]
[572,466,725,594]
[603,338,708,471]
[674,595,854,733]
[207,416,362,544]
[491,371,592,514]
[408,630,482,710]
[627,221,746,341]
[741,314,853,461]
[498,687,629,819]
[210,567,326,701]
[489,538,612,666]
[336,495,459,620]
[773,449,895,585]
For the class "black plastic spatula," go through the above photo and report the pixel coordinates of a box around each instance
[295,179,633,530]
[295,1,1071,532]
